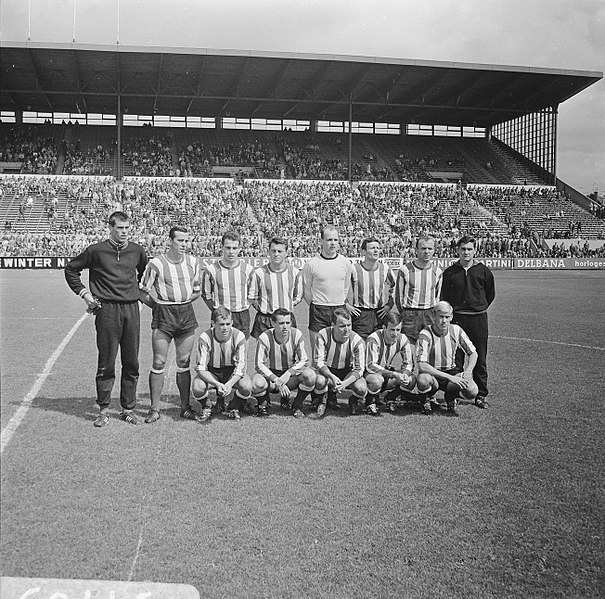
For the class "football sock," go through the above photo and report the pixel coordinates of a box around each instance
[176,370,192,410]
[149,369,165,411]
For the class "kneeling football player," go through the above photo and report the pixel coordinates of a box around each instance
[416,301,479,417]
[313,307,368,417]
[192,307,253,421]
[364,312,416,415]
[251,308,316,418]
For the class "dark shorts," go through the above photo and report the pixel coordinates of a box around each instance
[400,308,433,343]
[262,368,287,390]
[351,307,381,339]
[319,367,351,386]
[232,309,251,339]
[309,303,345,333]
[251,312,298,339]
[435,368,461,392]
[209,366,236,385]
[151,302,198,338]
[366,367,401,392]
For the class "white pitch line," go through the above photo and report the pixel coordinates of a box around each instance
[0,316,80,320]
[493,335,605,352]
[128,358,176,581]
[0,312,89,455]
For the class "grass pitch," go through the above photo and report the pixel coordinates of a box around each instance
[1,269,604,598]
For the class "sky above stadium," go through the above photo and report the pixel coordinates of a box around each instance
[1,0,603,195]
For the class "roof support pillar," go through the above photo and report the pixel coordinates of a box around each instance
[552,104,558,185]
[348,93,353,185]
[116,94,122,180]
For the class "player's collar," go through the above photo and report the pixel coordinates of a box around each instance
[430,324,449,337]
[412,259,431,270]
[219,259,240,269]
[320,252,339,260]
[166,252,185,264]
[360,259,379,271]
[108,238,128,251]
[331,327,349,343]
[212,329,232,343]
[273,329,290,344]
[267,261,288,273]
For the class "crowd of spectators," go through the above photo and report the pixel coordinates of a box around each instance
[63,141,112,176]
[2,176,604,259]
[275,136,347,180]
[122,135,174,177]
[538,240,605,259]
[0,126,58,175]
[177,141,211,178]
[589,201,605,220]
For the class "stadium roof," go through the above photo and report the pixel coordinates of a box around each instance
[1,42,602,127]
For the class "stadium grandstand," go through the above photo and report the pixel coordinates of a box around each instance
[1,42,603,260]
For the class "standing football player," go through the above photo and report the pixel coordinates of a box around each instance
[139,226,201,423]
[249,236,303,339]
[65,211,148,426]
[347,237,395,339]
[202,230,254,338]
[394,236,442,346]
[302,225,354,362]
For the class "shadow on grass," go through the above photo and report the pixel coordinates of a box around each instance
[30,391,182,423]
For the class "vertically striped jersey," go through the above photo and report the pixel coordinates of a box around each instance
[350,261,395,309]
[202,260,254,312]
[395,261,443,310]
[416,324,476,371]
[139,254,200,304]
[248,263,303,314]
[315,326,365,379]
[255,328,309,378]
[365,329,413,374]
[195,327,247,377]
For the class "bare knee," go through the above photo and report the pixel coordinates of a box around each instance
[192,376,208,398]
[251,374,268,395]
[351,378,368,397]
[365,373,383,394]
[237,376,252,396]
[461,381,479,400]
[315,373,327,391]
[301,368,316,388]
[152,354,168,371]
[417,373,435,393]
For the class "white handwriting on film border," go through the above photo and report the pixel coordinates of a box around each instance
[19,589,153,599]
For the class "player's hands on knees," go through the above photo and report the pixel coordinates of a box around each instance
[397,372,411,387]
[278,383,291,399]
[277,372,292,387]
[329,375,342,390]
[334,380,346,393]
[450,375,468,389]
